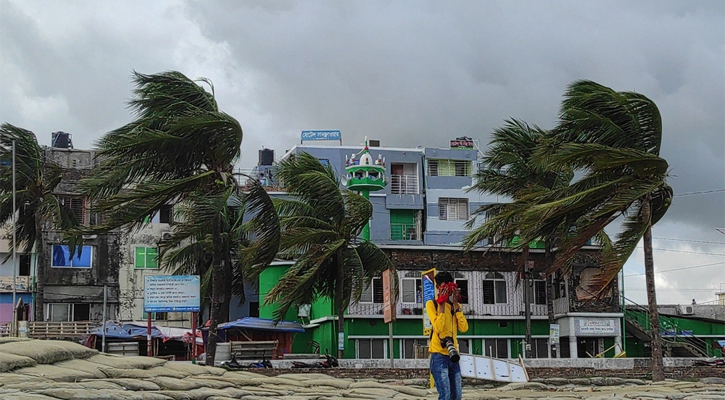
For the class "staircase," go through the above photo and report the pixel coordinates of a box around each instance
[623,298,712,358]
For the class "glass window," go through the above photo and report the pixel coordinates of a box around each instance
[531,338,549,358]
[47,303,70,322]
[484,338,509,358]
[135,247,158,269]
[358,339,386,359]
[438,198,469,221]
[159,205,173,223]
[360,278,383,303]
[401,278,422,303]
[427,160,472,177]
[528,280,547,305]
[483,272,507,304]
[51,245,93,268]
[402,339,429,359]
[455,279,469,304]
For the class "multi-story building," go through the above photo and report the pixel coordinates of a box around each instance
[256,138,622,359]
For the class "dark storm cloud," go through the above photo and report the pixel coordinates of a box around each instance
[1,0,723,303]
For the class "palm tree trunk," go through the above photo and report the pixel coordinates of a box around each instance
[34,215,46,321]
[545,239,556,357]
[206,217,224,366]
[522,246,532,358]
[336,251,345,360]
[643,197,664,381]
[221,253,232,323]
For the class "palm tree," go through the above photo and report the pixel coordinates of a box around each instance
[519,80,672,380]
[0,124,82,321]
[81,71,244,366]
[161,195,259,323]
[244,152,396,359]
[463,119,590,357]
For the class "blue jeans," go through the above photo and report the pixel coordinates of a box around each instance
[430,352,462,400]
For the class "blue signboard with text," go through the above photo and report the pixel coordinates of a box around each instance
[301,130,341,142]
[144,275,201,312]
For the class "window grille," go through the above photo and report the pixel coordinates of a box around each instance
[438,198,469,221]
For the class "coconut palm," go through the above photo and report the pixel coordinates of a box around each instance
[80,71,244,366]
[462,119,605,357]
[519,80,672,380]
[162,193,269,323]
[0,124,83,321]
[244,151,396,359]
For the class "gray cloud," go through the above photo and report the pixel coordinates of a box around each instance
[1,0,723,305]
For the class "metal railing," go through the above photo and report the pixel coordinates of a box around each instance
[390,223,420,240]
[390,175,418,194]
[623,298,712,357]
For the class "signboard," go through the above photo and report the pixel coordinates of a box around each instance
[422,268,436,336]
[549,323,560,345]
[144,275,201,312]
[450,136,474,149]
[301,130,342,142]
[382,269,396,323]
[573,318,620,336]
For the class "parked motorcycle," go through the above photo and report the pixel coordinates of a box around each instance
[221,353,273,369]
[291,349,339,368]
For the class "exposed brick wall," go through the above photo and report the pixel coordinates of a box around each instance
[249,366,723,380]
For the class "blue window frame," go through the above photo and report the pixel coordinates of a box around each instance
[52,245,93,268]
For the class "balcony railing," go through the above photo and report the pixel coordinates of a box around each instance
[0,320,96,339]
[390,175,418,195]
[391,223,421,240]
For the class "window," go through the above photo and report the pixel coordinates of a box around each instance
[360,277,383,303]
[427,160,472,177]
[455,339,469,354]
[484,338,509,358]
[483,272,507,304]
[402,339,428,359]
[530,338,549,358]
[357,339,386,359]
[52,245,93,268]
[19,254,30,276]
[159,205,173,223]
[46,303,91,322]
[438,198,469,221]
[249,302,260,318]
[47,303,70,322]
[455,279,469,304]
[135,247,158,269]
[401,278,422,303]
[57,195,85,225]
[528,280,547,305]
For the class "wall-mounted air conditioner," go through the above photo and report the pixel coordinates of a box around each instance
[679,305,695,315]
[161,231,173,241]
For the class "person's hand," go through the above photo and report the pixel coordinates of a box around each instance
[436,285,450,304]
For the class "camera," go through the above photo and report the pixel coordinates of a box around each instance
[440,336,460,363]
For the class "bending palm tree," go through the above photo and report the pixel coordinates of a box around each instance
[463,119,605,357]
[0,124,82,321]
[521,80,672,380]
[81,71,243,366]
[245,152,395,359]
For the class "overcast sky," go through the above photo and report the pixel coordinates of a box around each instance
[1,0,723,306]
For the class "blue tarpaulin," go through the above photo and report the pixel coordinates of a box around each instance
[88,321,165,339]
[715,340,725,348]
[218,317,305,333]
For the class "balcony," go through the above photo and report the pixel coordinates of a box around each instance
[390,175,419,195]
[390,223,421,241]
[0,276,31,292]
